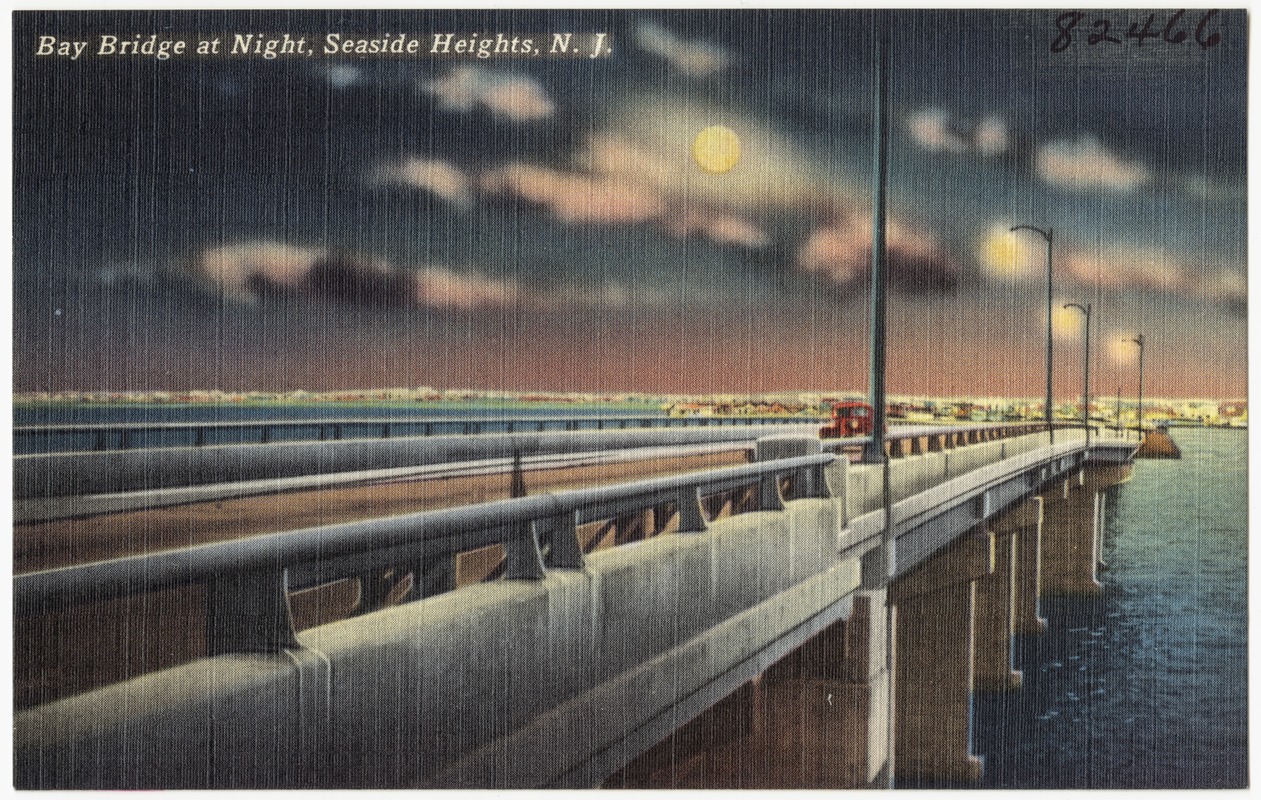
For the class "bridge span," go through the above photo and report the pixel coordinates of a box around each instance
[14,423,1137,789]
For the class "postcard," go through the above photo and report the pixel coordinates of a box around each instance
[11,8,1248,790]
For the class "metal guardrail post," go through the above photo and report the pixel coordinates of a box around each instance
[412,557,457,599]
[537,512,584,569]
[676,487,708,532]
[759,474,786,511]
[205,569,301,655]
[503,524,547,580]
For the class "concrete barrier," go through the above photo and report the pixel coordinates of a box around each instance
[15,425,816,498]
[15,490,862,790]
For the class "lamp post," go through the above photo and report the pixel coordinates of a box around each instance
[1132,333,1145,441]
[1064,302,1092,446]
[862,14,890,465]
[1010,225,1054,442]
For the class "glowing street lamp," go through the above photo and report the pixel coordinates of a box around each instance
[1064,302,1092,446]
[1010,225,1054,442]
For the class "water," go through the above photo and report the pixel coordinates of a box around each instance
[13,400,656,427]
[970,428,1248,789]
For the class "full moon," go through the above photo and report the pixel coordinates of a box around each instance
[692,125,740,174]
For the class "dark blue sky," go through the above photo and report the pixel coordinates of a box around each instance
[12,9,1248,398]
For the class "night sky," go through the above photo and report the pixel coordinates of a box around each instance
[12,9,1248,399]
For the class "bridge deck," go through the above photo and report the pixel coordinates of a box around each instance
[15,450,748,575]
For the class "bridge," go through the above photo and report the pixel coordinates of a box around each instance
[13,420,1138,789]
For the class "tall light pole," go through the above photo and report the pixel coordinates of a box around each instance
[1010,225,1054,442]
[862,14,890,465]
[1064,302,1092,447]
[1132,333,1145,440]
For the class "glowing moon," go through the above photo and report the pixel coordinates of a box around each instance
[692,125,740,174]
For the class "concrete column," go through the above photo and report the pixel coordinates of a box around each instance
[890,530,991,785]
[1007,498,1047,635]
[1037,465,1129,596]
[972,519,1020,691]
[605,594,888,789]
[752,591,891,788]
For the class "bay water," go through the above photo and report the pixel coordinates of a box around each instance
[969,427,1248,789]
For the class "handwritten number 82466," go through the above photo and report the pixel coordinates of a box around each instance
[1051,10,1221,53]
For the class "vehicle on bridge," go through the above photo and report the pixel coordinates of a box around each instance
[819,401,876,438]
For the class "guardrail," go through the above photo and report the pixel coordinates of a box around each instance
[824,420,1063,458]
[14,414,822,454]
[12,420,1074,506]
[15,453,834,656]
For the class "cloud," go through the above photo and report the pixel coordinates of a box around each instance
[906,108,1009,156]
[1060,246,1246,307]
[481,163,665,225]
[973,116,1009,156]
[192,241,698,314]
[193,242,520,310]
[371,157,472,206]
[324,64,361,89]
[664,211,770,248]
[632,20,731,78]
[1037,136,1149,192]
[481,160,770,248]
[797,216,870,285]
[907,109,969,154]
[199,241,322,297]
[797,214,960,292]
[422,66,555,120]
[413,265,520,310]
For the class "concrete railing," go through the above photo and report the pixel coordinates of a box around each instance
[14,413,820,454]
[13,420,1062,501]
[14,423,820,499]
[16,453,834,655]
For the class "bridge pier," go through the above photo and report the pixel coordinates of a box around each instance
[607,591,890,789]
[1006,498,1048,635]
[1038,464,1129,596]
[974,497,1045,688]
[889,529,990,786]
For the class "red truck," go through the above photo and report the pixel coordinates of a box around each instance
[819,401,876,438]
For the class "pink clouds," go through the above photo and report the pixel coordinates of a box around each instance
[413,265,519,310]
[193,241,520,311]
[797,216,870,284]
[199,242,323,297]
[422,66,555,120]
[481,164,665,225]
[906,108,1010,156]
[480,160,771,248]
[797,215,960,290]
[1037,137,1149,193]
[372,157,472,206]
[1060,246,1245,303]
[664,211,770,248]
[907,108,1152,195]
